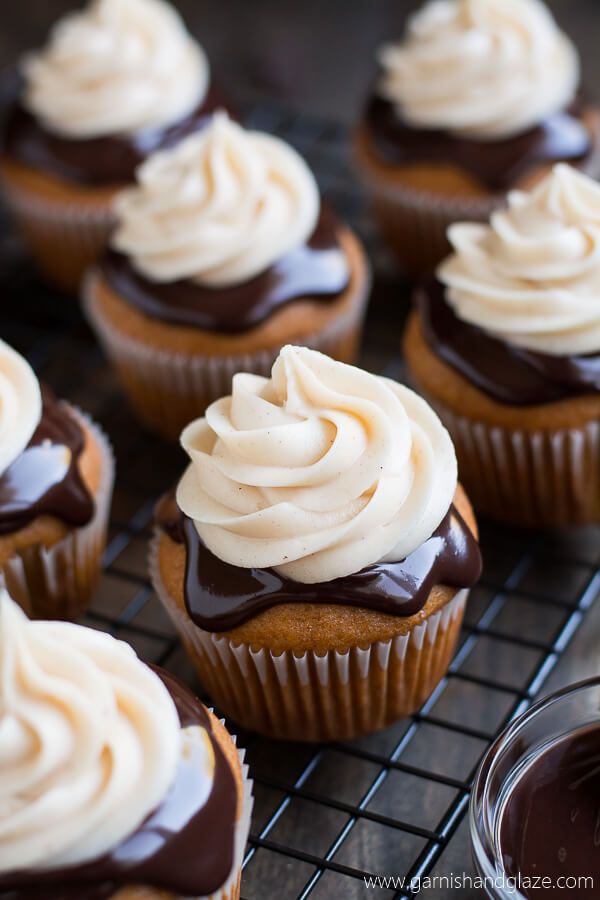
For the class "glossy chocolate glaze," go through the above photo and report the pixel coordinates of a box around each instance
[0,387,94,535]
[418,280,600,405]
[363,94,593,191]
[0,669,238,899]
[100,205,350,333]
[500,726,600,897]
[2,85,224,186]
[158,499,481,631]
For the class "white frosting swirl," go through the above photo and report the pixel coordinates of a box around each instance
[378,0,579,140]
[438,164,600,355]
[22,0,209,139]
[177,346,457,584]
[112,113,320,287]
[0,340,41,478]
[0,590,184,872]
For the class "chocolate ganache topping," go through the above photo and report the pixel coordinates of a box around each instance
[418,279,600,405]
[0,387,94,534]
[0,669,238,899]
[363,94,592,193]
[2,88,224,186]
[158,501,481,632]
[101,205,349,332]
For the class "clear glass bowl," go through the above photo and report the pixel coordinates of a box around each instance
[469,677,600,900]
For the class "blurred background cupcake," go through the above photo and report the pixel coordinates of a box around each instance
[0,337,114,619]
[405,164,600,528]
[0,0,222,294]
[355,0,600,274]
[151,346,481,741]
[0,590,252,899]
[84,113,371,439]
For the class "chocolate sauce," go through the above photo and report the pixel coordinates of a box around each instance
[158,500,481,631]
[100,205,350,332]
[0,388,94,534]
[0,669,238,899]
[500,725,600,898]
[2,86,224,186]
[363,94,594,192]
[418,280,600,405]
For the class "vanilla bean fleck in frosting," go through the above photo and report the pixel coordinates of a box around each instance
[438,164,600,355]
[378,0,579,140]
[177,346,457,584]
[0,590,188,872]
[0,339,41,477]
[112,113,320,287]
[22,0,209,139]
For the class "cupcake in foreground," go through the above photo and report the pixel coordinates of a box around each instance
[405,164,600,527]
[0,0,221,293]
[151,345,481,742]
[0,590,252,899]
[0,338,114,618]
[355,0,600,273]
[84,113,371,439]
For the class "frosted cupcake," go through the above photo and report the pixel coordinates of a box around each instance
[0,0,220,293]
[405,164,600,527]
[355,0,600,273]
[0,338,114,618]
[84,114,371,439]
[151,346,481,741]
[0,590,252,899]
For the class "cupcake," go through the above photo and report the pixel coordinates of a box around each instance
[0,338,114,618]
[404,164,600,527]
[355,0,600,274]
[84,113,371,440]
[0,590,252,899]
[151,345,481,742]
[0,0,221,293]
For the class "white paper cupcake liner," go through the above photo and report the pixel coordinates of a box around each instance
[150,532,468,741]
[429,401,600,527]
[0,168,117,293]
[83,269,369,440]
[1,408,115,619]
[362,168,502,274]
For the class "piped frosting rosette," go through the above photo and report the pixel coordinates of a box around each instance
[177,345,457,583]
[378,0,579,140]
[0,339,42,476]
[113,112,320,287]
[22,0,209,138]
[439,164,600,355]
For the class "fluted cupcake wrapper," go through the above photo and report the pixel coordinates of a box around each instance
[429,401,600,528]
[83,270,368,441]
[150,533,468,742]
[1,408,115,620]
[0,166,117,293]
[360,169,501,274]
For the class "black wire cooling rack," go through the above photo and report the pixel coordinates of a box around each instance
[2,103,600,900]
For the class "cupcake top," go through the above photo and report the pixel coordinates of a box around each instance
[0,340,94,533]
[378,0,579,140]
[419,164,600,404]
[177,345,458,583]
[439,164,600,354]
[0,590,243,896]
[21,0,208,139]
[101,113,350,331]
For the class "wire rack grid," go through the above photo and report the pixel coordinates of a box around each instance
[2,102,600,900]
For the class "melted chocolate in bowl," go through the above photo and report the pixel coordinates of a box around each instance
[500,726,600,898]
[100,205,350,333]
[0,387,94,534]
[157,500,482,632]
[0,670,238,898]
[362,94,594,192]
